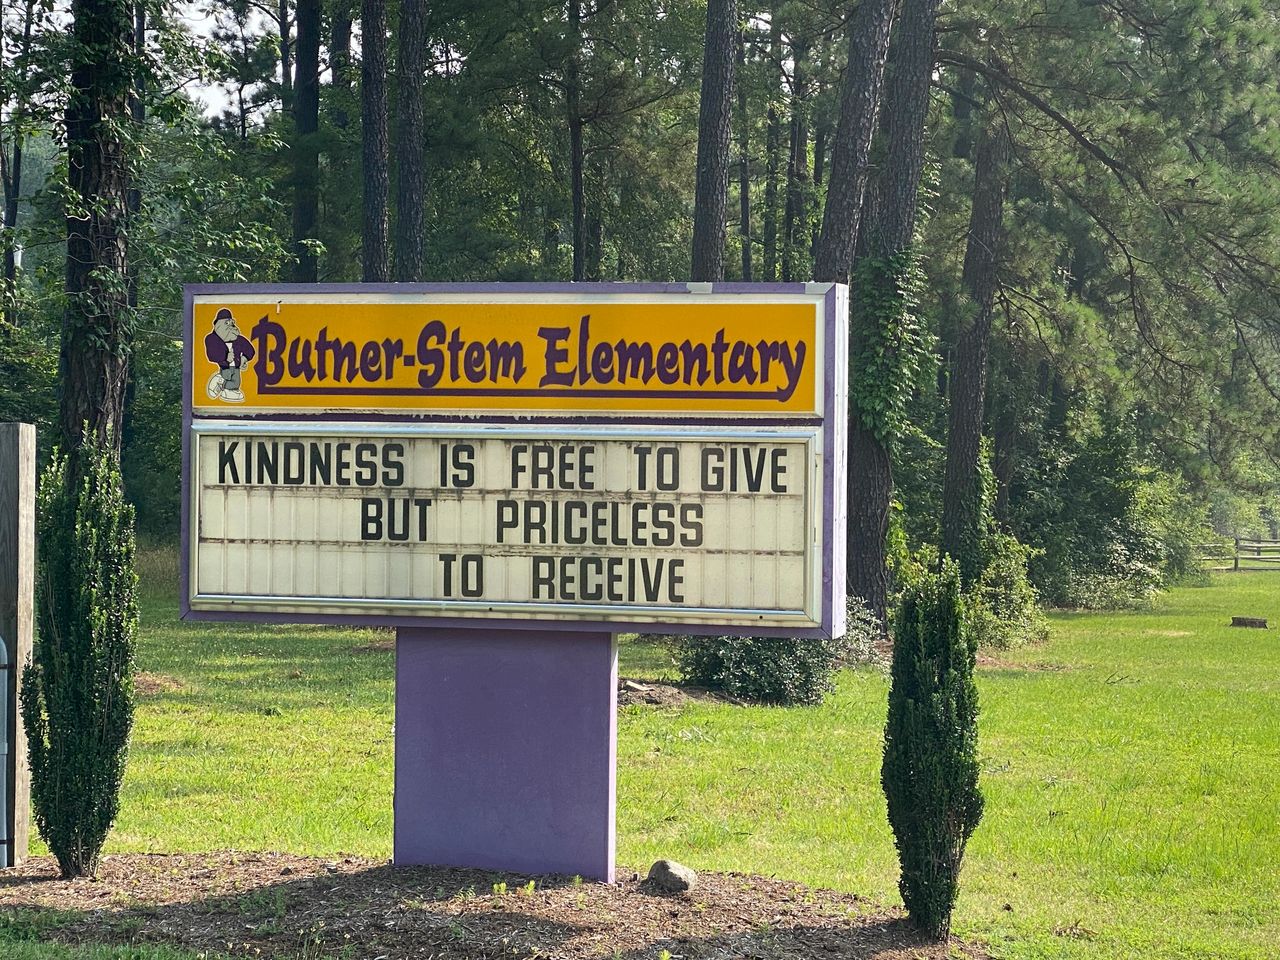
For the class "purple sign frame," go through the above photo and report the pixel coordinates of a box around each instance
[180,281,848,639]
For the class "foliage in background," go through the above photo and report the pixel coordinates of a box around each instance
[849,250,932,444]
[123,341,183,538]
[671,634,849,706]
[967,531,1049,649]
[882,560,982,941]
[1003,405,1209,608]
[0,320,57,458]
[669,599,881,705]
[1,0,1276,608]
[22,440,139,878]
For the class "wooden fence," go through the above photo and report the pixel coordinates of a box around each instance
[1196,538,1280,571]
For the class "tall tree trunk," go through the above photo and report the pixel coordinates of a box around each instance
[813,0,895,283]
[761,10,781,281]
[60,0,134,455]
[951,68,977,160]
[330,0,354,129]
[810,122,824,258]
[941,124,1008,586]
[126,2,144,312]
[291,0,321,282]
[842,0,941,624]
[736,27,751,281]
[782,33,809,282]
[393,0,427,281]
[361,0,389,281]
[780,37,802,282]
[690,0,737,281]
[1,0,37,326]
[119,1,145,460]
[279,0,292,113]
[806,0,897,622]
[567,0,585,281]
[584,154,603,280]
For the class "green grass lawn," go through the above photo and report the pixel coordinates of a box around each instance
[43,551,1280,959]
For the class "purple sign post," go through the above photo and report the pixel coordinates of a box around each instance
[181,282,847,883]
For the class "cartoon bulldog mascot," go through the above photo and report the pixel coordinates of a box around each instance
[205,307,255,402]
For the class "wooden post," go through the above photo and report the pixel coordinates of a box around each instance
[1234,538,1240,572]
[0,422,33,866]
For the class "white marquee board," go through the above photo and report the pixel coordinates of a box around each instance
[189,422,824,629]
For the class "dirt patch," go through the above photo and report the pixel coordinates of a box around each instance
[134,673,183,696]
[617,678,743,708]
[0,853,980,960]
[352,637,395,653]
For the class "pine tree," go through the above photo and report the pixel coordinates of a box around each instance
[882,560,983,941]
[23,443,139,878]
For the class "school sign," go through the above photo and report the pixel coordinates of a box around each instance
[183,284,848,638]
[181,282,849,881]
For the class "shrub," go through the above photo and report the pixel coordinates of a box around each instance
[968,530,1048,649]
[22,439,139,878]
[669,597,880,705]
[882,560,983,941]
[1012,405,1204,608]
[671,634,843,705]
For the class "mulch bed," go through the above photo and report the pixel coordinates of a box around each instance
[617,679,742,708]
[0,853,981,960]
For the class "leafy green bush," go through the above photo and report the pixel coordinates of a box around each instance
[671,635,844,705]
[1013,406,1196,608]
[0,319,58,457]
[122,339,183,538]
[1137,470,1211,585]
[22,440,139,878]
[882,560,983,941]
[968,530,1049,649]
[669,598,880,705]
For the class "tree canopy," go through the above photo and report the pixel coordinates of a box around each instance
[3,0,1280,611]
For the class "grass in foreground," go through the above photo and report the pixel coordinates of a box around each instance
[0,947,206,960]
[57,550,1280,959]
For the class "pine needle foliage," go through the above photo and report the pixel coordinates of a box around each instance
[21,439,139,878]
[881,560,983,941]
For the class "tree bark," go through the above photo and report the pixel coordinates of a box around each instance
[567,0,585,280]
[736,27,751,281]
[990,356,1018,523]
[810,121,824,258]
[761,10,781,281]
[279,0,293,113]
[941,124,1008,586]
[291,0,321,282]
[584,154,603,280]
[60,0,134,455]
[690,0,737,281]
[812,0,896,283]
[781,34,807,282]
[329,0,354,129]
[1,0,38,327]
[361,0,389,281]
[1,0,37,326]
[393,0,427,281]
[841,0,941,624]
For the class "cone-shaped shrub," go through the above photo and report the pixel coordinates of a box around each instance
[22,440,138,878]
[881,559,983,940]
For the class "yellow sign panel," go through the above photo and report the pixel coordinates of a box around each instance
[191,294,823,416]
